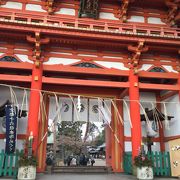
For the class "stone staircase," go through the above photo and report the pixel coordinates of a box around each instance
[52,166,112,173]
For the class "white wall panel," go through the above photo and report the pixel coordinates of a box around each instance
[1,2,22,9]
[164,95,180,137]
[26,4,46,12]
[147,17,165,24]
[99,12,118,20]
[55,8,75,15]
[95,61,129,70]
[44,57,80,65]
[128,16,145,23]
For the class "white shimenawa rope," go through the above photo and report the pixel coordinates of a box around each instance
[123,100,132,128]
[19,89,26,117]
[163,102,170,130]
[69,95,80,122]
[54,92,61,123]
[111,99,124,125]
[1,83,180,104]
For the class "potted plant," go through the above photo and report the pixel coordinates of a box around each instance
[17,154,37,180]
[17,132,37,180]
[134,153,153,180]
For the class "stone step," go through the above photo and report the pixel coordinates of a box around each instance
[52,166,112,173]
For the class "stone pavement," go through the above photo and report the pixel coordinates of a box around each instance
[0,173,178,180]
[35,173,177,180]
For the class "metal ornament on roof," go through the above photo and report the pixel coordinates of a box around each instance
[149,67,166,73]
[73,62,101,68]
[78,0,99,19]
[0,56,20,62]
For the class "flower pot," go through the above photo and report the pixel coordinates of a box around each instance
[137,166,153,180]
[18,166,36,180]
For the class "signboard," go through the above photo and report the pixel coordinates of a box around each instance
[169,138,180,177]
[5,105,18,154]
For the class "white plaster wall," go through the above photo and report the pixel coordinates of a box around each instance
[163,94,180,137]
[26,4,46,12]
[139,64,152,71]
[151,142,160,152]
[1,2,22,9]
[125,142,132,152]
[147,17,165,25]
[55,8,75,16]
[44,57,80,65]
[95,61,129,70]
[165,142,169,152]
[99,12,118,20]
[15,54,32,63]
[127,16,145,23]
[162,65,178,73]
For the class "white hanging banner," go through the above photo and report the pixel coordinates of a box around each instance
[89,99,112,123]
[48,97,58,121]
[59,97,72,121]
[98,99,112,125]
[89,99,102,122]
[73,98,88,122]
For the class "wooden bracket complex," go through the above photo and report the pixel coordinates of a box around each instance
[119,0,129,22]
[165,0,180,27]
[0,0,7,5]
[26,32,49,67]
[46,0,55,14]
[176,49,180,72]
[128,41,148,74]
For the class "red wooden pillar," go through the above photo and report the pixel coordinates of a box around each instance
[111,103,115,171]
[178,72,180,100]
[27,61,43,155]
[105,125,111,167]
[117,100,124,172]
[129,69,141,159]
[37,94,50,172]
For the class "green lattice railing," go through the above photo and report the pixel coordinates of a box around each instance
[0,150,22,178]
[123,151,171,176]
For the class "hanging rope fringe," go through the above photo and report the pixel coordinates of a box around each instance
[123,100,132,128]
[1,83,180,104]
[111,100,124,125]
[163,102,170,130]
[69,95,80,122]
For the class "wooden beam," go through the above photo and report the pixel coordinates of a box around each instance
[0,134,26,139]
[139,83,179,91]
[139,71,178,79]
[164,135,180,142]
[119,88,128,99]
[0,74,31,82]
[0,22,179,47]
[0,62,32,70]
[124,136,160,142]
[160,91,178,101]
[42,76,129,88]
[43,64,129,77]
